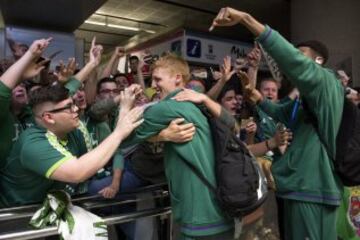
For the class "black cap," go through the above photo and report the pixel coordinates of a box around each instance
[296,40,329,64]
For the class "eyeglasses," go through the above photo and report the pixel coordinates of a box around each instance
[99,88,120,95]
[42,103,77,116]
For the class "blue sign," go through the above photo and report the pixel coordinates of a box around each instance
[187,39,201,58]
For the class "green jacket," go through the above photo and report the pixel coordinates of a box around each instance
[257,26,344,205]
[121,89,232,237]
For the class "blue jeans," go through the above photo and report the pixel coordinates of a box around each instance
[88,160,149,194]
[88,160,149,240]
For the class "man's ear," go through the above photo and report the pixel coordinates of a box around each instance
[315,56,324,65]
[175,74,182,84]
[42,112,56,125]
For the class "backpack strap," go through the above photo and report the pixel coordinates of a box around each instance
[302,98,335,161]
[177,154,217,193]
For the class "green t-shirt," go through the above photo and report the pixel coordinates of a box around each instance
[0,125,88,208]
[121,89,232,237]
[0,82,35,168]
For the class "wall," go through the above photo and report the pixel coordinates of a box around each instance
[291,0,360,87]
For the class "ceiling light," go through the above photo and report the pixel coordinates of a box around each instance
[107,24,140,31]
[85,20,106,26]
[84,19,155,34]
[144,29,156,34]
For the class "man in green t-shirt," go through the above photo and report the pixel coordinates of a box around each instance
[0,81,143,207]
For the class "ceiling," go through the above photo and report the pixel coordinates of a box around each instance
[0,0,291,53]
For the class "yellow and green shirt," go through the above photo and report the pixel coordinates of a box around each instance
[0,125,88,207]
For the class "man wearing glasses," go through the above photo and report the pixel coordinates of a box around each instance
[97,77,121,100]
[94,77,121,131]
[0,83,143,207]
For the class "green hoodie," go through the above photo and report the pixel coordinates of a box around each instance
[121,89,232,237]
[257,26,344,205]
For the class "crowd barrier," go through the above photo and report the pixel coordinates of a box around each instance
[0,183,172,240]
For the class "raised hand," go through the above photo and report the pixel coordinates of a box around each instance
[28,38,52,58]
[246,43,261,68]
[209,7,246,31]
[236,69,251,88]
[22,58,50,80]
[238,70,263,104]
[209,7,265,36]
[220,56,235,82]
[89,37,103,66]
[114,46,126,58]
[54,58,76,83]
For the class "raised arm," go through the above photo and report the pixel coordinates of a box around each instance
[74,37,103,82]
[101,47,125,78]
[206,56,235,100]
[1,38,51,89]
[210,7,265,36]
[245,43,261,88]
[210,7,341,100]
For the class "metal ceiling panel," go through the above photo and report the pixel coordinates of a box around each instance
[0,0,107,32]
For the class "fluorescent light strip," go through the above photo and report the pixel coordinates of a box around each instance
[85,20,106,26]
[107,24,140,31]
[144,29,156,34]
[85,20,156,33]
